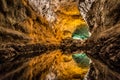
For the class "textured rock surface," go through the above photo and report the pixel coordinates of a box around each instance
[28,0,87,39]
[79,0,120,80]
[0,0,88,80]
[0,0,120,80]
[0,0,86,43]
[0,0,59,44]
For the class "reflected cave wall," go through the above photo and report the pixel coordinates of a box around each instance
[79,0,120,80]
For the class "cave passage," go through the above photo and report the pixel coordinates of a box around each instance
[1,0,120,80]
[72,53,90,68]
[71,24,91,73]
[72,24,91,40]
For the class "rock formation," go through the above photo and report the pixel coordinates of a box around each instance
[0,0,120,80]
[79,0,120,80]
[0,0,88,80]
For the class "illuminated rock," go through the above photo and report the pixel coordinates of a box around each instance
[0,0,88,80]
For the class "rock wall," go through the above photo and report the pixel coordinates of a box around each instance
[0,0,59,44]
[79,0,120,80]
[0,0,120,80]
[0,0,86,43]
[0,0,88,80]
[28,0,87,39]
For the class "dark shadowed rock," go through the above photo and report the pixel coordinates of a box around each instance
[79,0,120,80]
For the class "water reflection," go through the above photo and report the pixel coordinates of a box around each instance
[0,50,90,80]
[72,53,90,68]
[28,50,90,80]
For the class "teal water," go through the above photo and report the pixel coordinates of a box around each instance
[72,53,90,68]
[72,25,90,40]
[72,25,90,67]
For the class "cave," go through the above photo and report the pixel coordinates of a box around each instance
[0,0,120,80]
[72,24,90,40]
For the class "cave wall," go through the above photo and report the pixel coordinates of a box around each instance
[0,0,120,80]
[0,0,60,44]
[79,0,120,80]
[0,0,86,44]
[28,0,87,39]
[0,0,88,80]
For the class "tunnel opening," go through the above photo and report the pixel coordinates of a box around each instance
[72,53,90,68]
[72,24,91,40]
[71,24,91,79]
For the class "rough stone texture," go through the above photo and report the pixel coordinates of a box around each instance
[0,0,88,80]
[79,0,120,80]
[28,0,86,39]
[1,0,120,80]
[0,0,60,44]
[0,0,86,43]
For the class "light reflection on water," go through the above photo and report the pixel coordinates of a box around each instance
[0,50,90,80]
[28,50,90,80]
